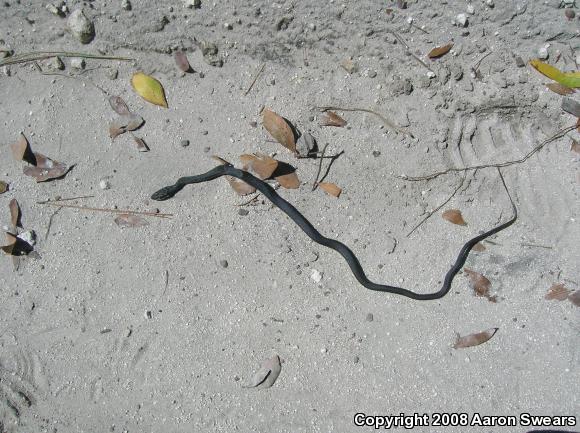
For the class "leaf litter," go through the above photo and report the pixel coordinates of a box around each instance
[131,72,168,108]
[442,209,467,226]
[464,268,497,302]
[453,328,498,349]
[11,133,70,182]
[262,108,296,154]
[242,354,282,389]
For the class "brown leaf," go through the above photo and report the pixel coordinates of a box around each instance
[442,209,467,226]
[109,120,127,140]
[11,133,37,165]
[22,154,68,182]
[262,108,296,153]
[319,111,347,127]
[108,96,131,115]
[276,172,300,189]
[472,242,486,252]
[227,177,256,195]
[0,181,7,194]
[464,268,494,301]
[545,82,576,96]
[110,114,144,139]
[545,283,571,301]
[1,232,33,256]
[428,42,454,59]
[9,198,21,229]
[1,232,17,255]
[318,182,342,197]
[453,328,498,349]
[571,139,580,154]
[124,114,144,131]
[174,50,192,72]
[240,153,278,179]
[132,136,149,152]
[569,290,580,307]
[242,354,282,389]
[114,214,150,228]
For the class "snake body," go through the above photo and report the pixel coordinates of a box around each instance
[152,164,517,300]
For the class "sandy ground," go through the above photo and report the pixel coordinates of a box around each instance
[1,0,579,432]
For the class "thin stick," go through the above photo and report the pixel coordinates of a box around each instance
[44,207,62,239]
[34,62,110,96]
[37,195,95,204]
[388,30,434,73]
[244,63,265,96]
[235,194,260,207]
[0,51,133,67]
[471,51,492,78]
[315,105,414,138]
[521,243,553,249]
[312,143,330,191]
[38,202,172,218]
[400,125,576,181]
[406,173,467,237]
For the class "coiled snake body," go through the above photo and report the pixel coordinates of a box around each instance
[152,164,517,300]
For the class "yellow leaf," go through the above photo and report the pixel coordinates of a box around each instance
[529,59,580,89]
[131,72,168,108]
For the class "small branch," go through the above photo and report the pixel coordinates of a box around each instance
[44,207,62,239]
[399,125,576,181]
[406,173,467,237]
[470,51,492,78]
[387,30,434,73]
[244,63,265,96]
[0,51,133,67]
[312,143,330,191]
[38,202,172,218]
[315,105,414,138]
[37,195,95,204]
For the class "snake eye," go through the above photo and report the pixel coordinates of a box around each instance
[151,188,171,201]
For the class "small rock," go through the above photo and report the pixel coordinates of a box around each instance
[276,16,293,31]
[372,150,381,157]
[223,22,233,30]
[201,130,208,135]
[562,97,580,118]
[238,208,249,216]
[466,4,475,14]
[564,9,575,19]
[427,71,436,79]
[180,139,190,147]
[67,9,95,44]
[121,0,132,11]
[184,0,201,8]
[353,355,360,363]
[249,121,257,128]
[46,3,64,17]
[200,41,223,67]
[99,179,110,190]
[219,259,229,268]
[456,13,468,27]
[70,57,85,70]
[146,310,152,319]
[537,46,549,60]
[296,132,316,157]
[365,313,374,322]
[368,70,377,78]
[108,68,118,80]
[341,58,358,74]
[485,0,494,7]
[514,56,525,68]
[49,56,64,70]
[310,269,322,283]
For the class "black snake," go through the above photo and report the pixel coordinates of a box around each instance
[151,164,517,300]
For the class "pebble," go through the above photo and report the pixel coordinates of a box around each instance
[486,0,494,7]
[121,0,132,11]
[49,56,64,70]
[70,57,85,70]
[99,179,110,190]
[427,71,436,78]
[296,132,316,157]
[466,4,475,14]
[219,259,229,268]
[108,68,118,80]
[353,355,360,364]
[67,9,95,44]
[180,139,190,147]
[368,70,377,78]
[365,313,374,322]
[310,269,323,283]
[562,97,580,118]
[184,0,202,8]
[564,9,575,19]
[537,46,549,60]
[372,150,381,157]
[46,3,63,17]
[201,130,208,135]
[456,13,468,27]
[514,56,525,68]
[223,22,233,30]
[238,208,249,216]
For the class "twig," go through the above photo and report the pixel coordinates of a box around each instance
[406,173,467,237]
[162,270,169,297]
[312,143,330,191]
[235,194,260,207]
[471,51,492,78]
[37,195,95,204]
[315,105,414,138]
[33,62,110,96]
[0,51,133,67]
[387,30,434,73]
[244,63,265,96]
[521,243,553,249]
[38,202,172,218]
[44,207,62,239]
[400,125,576,181]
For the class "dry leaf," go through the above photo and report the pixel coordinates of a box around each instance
[1,232,17,255]
[0,181,7,194]
[453,328,498,349]
[576,117,580,133]
[442,209,467,226]
[529,59,580,88]
[1,232,33,256]
[9,198,21,229]
[545,283,571,301]
[464,268,494,301]
[240,153,278,179]
[228,177,256,196]
[114,214,150,228]
[22,153,68,182]
[11,133,36,165]
[318,182,342,197]
[428,42,454,59]
[132,136,149,152]
[571,139,580,154]
[320,111,347,127]
[262,108,296,153]
[472,242,486,252]
[242,354,282,389]
[108,96,130,115]
[110,114,144,139]
[131,72,168,108]
[276,172,300,189]
[174,51,192,72]
[545,82,576,96]
[568,290,580,307]
[109,120,127,140]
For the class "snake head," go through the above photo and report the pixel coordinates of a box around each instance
[151,185,180,201]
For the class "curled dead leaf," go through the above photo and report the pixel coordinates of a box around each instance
[174,50,192,72]
[464,268,495,301]
[276,172,300,189]
[442,209,467,226]
[228,177,256,196]
[453,328,498,349]
[240,153,278,179]
[318,182,342,197]
[110,114,144,140]
[262,108,297,153]
[9,198,21,229]
[11,133,37,165]
[545,82,575,96]
[472,242,486,252]
[545,283,571,301]
[109,121,127,140]
[132,136,149,152]
[569,290,580,307]
[114,214,150,228]
[0,181,7,194]
[428,42,454,59]
[242,354,282,389]
[319,111,347,127]
[23,155,69,182]
[108,96,131,115]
